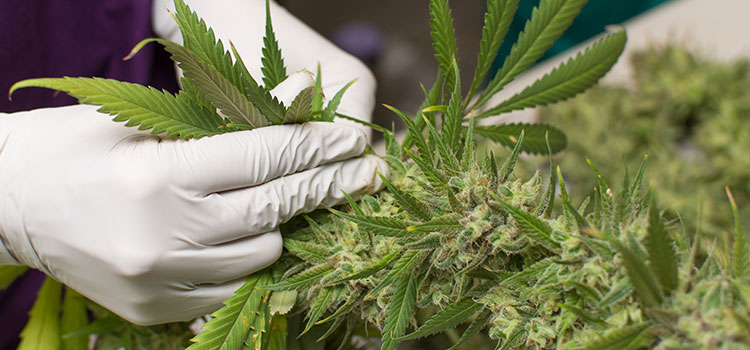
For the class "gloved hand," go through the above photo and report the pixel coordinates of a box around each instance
[0,73,387,325]
[151,0,377,124]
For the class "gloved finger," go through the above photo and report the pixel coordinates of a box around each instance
[170,122,368,195]
[128,277,248,325]
[270,70,315,108]
[160,230,282,285]
[199,154,388,245]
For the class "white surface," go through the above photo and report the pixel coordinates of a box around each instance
[483,0,750,125]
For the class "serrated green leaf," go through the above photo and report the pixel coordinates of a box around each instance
[599,278,634,308]
[61,289,88,350]
[311,63,324,113]
[187,270,273,350]
[386,104,434,166]
[0,265,27,290]
[479,30,626,117]
[316,290,362,325]
[491,194,560,249]
[406,213,463,233]
[283,239,332,265]
[499,129,524,182]
[378,172,432,221]
[263,263,334,292]
[611,240,662,307]
[11,77,226,139]
[341,190,365,216]
[302,287,335,335]
[283,87,314,124]
[579,322,650,350]
[261,0,287,89]
[557,303,605,325]
[321,80,355,122]
[328,208,411,237]
[478,0,588,107]
[499,258,554,287]
[462,116,476,172]
[499,323,526,350]
[397,298,482,341]
[645,198,678,294]
[443,58,464,157]
[381,274,418,350]
[474,123,567,155]
[367,250,427,299]
[403,147,447,190]
[141,38,269,128]
[423,113,460,174]
[429,0,459,92]
[467,0,519,101]
[446,308,492,350]
[172,0,245,90]
[18,277,62,350]
[727,188,749,279]
[405,74,442,150]
[244,290,272,350]
[562,281,601,303]
[264,315,287,350]
[538,133,557,217]
[329,249,403,285]
[269,290,297,315]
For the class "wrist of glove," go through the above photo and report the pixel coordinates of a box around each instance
[0,73,387,324]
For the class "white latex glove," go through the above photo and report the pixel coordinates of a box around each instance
[151,0,377,125]
[0,75,387,324]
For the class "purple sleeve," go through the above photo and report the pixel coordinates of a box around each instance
[0,0,179,348]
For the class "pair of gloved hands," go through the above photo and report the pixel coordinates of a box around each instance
[0,0,386,325]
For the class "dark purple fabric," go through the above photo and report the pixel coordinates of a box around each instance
[0,1,178,348]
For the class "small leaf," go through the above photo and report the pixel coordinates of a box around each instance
[187,270,273,350]
[321,80,356,122]
[424,114,460,174]
[311,63,324,113]
[499,129,525,182]
[491,193,560,249]
[579,322,651,350]
[301,287,335,335]
[378,172,432,221]
[397,298,482,340]
[381,274,418,350]
[0,265,27,290]
[18,277,62,350]
[611,240,663,307]
[61,289,89,350]
[499,258,554,286]
[429,0,459,92]
[261,0,287,89]
[269,290,297,315]
[405,74,442,150]
[263,263,334,291]
[727,187,749,279]
[474,123,566,155]
[283,87,314,124]
[328,249,403,285]
[283,239,331,265]
[367,250,427,299]
[442,58,464,157]
[538,133,557,217]
[406,213,463,233]
[645,198,678,294]
[328,208,411,237]
[446,308,492,350]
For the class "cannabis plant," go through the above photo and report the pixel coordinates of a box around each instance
[532,44,750,238]
[14,0,749,349]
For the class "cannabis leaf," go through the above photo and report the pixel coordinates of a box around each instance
[187,270,272,350]
[429,0,459,92]
[645,198,678,294]
[10,78,227,139]
[397,298,483,340]
[18,277,62,350]
[61,289,89,350]
[0,265,27,290]
[478,30,627,117]
[478,0,588,108]
[260,0,287,89]
[474,123,567,154]
[381,274,418,350]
